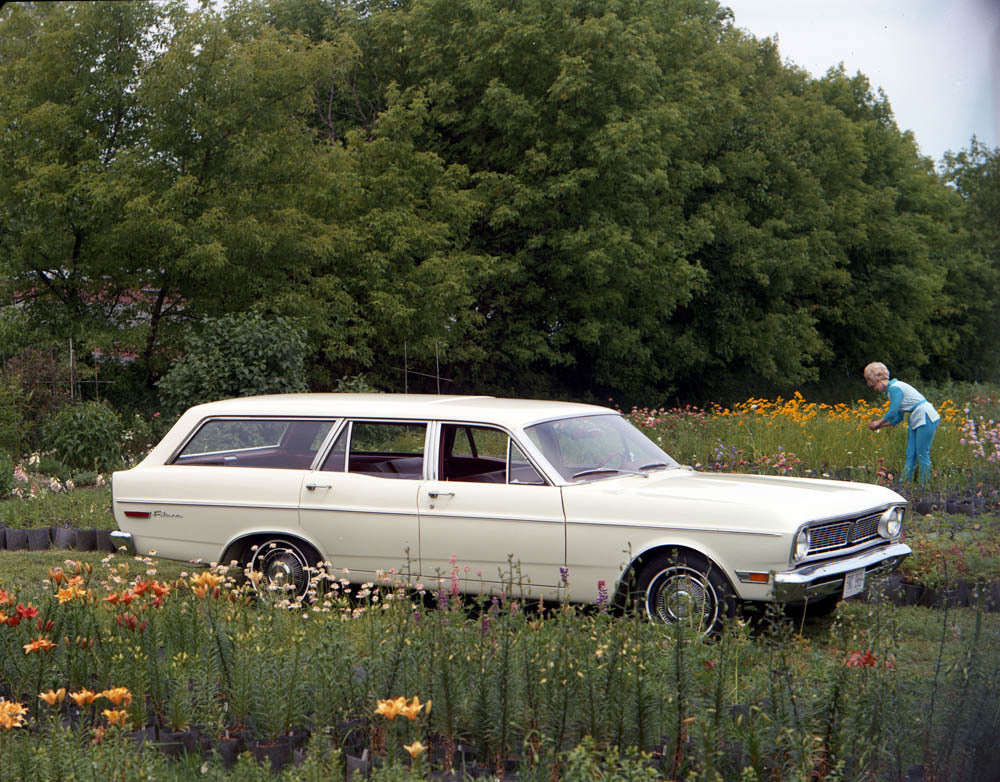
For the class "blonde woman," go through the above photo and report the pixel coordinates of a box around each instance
[864,362,940,482]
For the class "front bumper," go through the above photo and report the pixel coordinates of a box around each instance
[772,541,911,603]
[110,530,136,555]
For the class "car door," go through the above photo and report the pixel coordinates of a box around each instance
[299,420,426,578]
[417,423,566,595]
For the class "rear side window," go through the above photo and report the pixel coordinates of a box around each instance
[173,419,334,470]
[321,421,426,479]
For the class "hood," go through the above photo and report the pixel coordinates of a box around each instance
[565,467,904,534]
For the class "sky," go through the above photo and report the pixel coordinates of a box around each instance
[723,0,1000,163]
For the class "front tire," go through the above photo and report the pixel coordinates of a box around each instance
[633,551,737,635]
[246,537,319,599]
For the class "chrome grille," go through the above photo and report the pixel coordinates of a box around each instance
[809,512,882,554]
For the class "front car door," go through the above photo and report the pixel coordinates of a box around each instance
[417,423,566,598]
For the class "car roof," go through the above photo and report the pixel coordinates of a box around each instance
[184,393,617,430]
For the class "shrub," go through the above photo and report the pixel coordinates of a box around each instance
[42,401,123,472]
[0,450,13,499]
[157,312,310,414]
[35,454,72,481]
[334,373,380,393]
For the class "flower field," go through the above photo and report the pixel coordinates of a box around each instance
[1,388,1000,779]
[0,550,998,781]
[623,391,997,492]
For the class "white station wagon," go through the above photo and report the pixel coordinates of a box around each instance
[112,394,911,631]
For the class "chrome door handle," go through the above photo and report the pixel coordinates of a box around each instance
[306,483,332,491]
[427,491,455,498]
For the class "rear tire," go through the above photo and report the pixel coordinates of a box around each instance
[632,551,737,635]
[246,537,319,599]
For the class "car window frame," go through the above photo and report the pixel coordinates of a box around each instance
[317,418,433,479]
[428,420,551,486]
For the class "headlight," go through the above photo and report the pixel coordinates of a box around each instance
[879,506,904,538]
[793,527,811,562]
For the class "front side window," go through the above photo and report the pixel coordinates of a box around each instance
[525,414,679,482]
[321,421,426,479]
[173,419,334,470]
[440,424,545,485]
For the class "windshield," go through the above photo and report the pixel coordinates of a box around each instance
[525,414,680,482]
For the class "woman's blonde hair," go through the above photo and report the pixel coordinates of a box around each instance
[863,362,890,383]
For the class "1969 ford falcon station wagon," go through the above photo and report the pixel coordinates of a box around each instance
[112,394,910,632]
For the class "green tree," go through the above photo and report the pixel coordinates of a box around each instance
[941,139,1000,381]
[157,312,310,413]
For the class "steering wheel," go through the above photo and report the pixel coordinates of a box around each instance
[597,451,627,469]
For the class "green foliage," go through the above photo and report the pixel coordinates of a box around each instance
[0,373,27,458]
[2,0,999,407]
[157,313,310,413]
[42,401,123,472]
[0,450,13,500]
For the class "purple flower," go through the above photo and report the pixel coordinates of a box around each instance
[597,580,609,613]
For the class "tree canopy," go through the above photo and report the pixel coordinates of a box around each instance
[1,0,996,406]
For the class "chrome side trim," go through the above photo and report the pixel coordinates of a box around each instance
[412,512,564,524]
[115,498,300,512]
[565,520,782,537]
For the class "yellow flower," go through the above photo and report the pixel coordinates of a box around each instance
[0,699,28,730]
[404,740,427,759]
[69,688,98,707]
[102,708,129,728]
[56,584,88,604]
[100,687,132,708]
[374,696,407,720]
[399,696,427,721]
[190,572,224,590]
[39,688,66,707]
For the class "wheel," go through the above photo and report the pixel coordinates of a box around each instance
[246,537,319,598]
[633,551,737,635]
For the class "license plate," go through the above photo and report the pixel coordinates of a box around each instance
[843,568,865,598]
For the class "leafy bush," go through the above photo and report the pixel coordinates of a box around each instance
[42,401,123,472]
[0,450,13,499]
[334,373,380,393]
[157,312,310,414]
[34,455,72,481]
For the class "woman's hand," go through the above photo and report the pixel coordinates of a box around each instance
[868,420,882,431]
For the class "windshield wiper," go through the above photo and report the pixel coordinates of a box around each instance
[570,467,652,480]
[637,462,671,472]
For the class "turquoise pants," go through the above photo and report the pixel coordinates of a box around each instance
[903,418,940,482]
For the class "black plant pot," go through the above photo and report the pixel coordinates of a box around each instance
[0,523,6,550]
[26,527,51,551]
[74,528,97,551]
[127,726,157,747]
[209,735,244,768]
[95,529,114,552]
[5,527,27,551]
[51,525,78,549]
[248,736,294,771]
[345,749,371,781]
[158,728,198,758]
[988,581,1000,612]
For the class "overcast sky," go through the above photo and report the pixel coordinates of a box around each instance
[723,0,1000,163]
